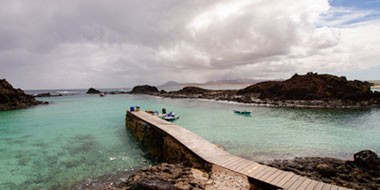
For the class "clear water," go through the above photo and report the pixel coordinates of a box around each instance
[1,94,380,189]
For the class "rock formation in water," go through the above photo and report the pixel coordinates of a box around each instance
[130,85,159,94]
[267,150,380,190]
[0,79,46,111]
[34,93,63,97]
[86,88,101,94]
[176,86,210,94]
[238,72,376,101]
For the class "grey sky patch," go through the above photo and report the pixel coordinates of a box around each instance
[0,0,379,89]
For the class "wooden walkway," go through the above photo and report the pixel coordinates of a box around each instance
[130,111,351,190]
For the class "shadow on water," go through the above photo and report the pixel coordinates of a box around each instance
[116,126,160,165]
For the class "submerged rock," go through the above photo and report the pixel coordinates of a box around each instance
[87,88,101,94]
[0,79,46,111]
[130,85,159,94]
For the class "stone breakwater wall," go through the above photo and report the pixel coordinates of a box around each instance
[125,110,278,190]
[125,111,210,170]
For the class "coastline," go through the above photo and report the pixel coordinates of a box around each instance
[72,150,379,190]
[140,92,380,109]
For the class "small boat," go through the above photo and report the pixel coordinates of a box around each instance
[233,110,251,115]
[99,92,105,97]
[159,112,180,121]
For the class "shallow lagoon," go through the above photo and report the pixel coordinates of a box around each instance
[0,94,379,189]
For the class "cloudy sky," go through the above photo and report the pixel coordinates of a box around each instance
[1,0,380,89]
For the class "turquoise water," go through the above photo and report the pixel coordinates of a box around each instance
[1,94,380,189]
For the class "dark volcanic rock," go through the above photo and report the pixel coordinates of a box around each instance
[0,79,46,111]
[267,150,380,190]
[35,93,52,97]
[119,163,208,190]
[316,163,337,177]
[238,72,376,101]
[35,93,63,97]
[176,86,210,94]
[354,150,379,170]
[87,88,101,94]
[130,85,159,94]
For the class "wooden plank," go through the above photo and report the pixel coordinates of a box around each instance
[296,178,313,190]
[281,175,300,189]
[313,182,326,190]
[222,157,246,169]
[206,154,233,164]
[275,172,295,187]
[244,163,263,175]
[247,165,267,177]
[257,167,278,181]
[305,180,318,190]
[252,166,273,179]
[287,176,306,190]
[237,162,260,174]
[229,159,254,171]
[321,184,332,190]
[330,185,339,190]
[216,156,236,165]
[269,171,289,185]
[264,169,283,183]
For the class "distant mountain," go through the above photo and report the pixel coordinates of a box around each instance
[158,78,264,89]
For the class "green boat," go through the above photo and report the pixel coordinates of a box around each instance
[233,110,252,115]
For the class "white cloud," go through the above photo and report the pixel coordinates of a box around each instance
[0,0,379,89]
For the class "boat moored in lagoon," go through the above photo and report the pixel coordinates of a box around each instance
[233,110,252,115]
[159,112,180,121]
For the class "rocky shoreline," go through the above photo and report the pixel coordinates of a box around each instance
[31,73,380,109]
[265,150,380,190]
[129,73,380,109]
[72,150,379,190]
[0,79,47,111]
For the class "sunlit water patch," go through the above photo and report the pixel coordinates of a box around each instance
[1,94,379,189]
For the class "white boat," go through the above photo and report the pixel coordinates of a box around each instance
[159,112,179,121]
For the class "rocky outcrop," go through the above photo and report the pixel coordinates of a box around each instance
[156,73,380,108]
[130,85,159,94]
[118,163,250,190]
[266,150,380,190]
[128,73,380,108]
[86,88,101,94]
[73,163,251,190]
[120,163,209,190]
[34,93,63,97]
[0,79,46,111]
[353,150,379,170]
[238,72,376,101]
[175,86,210,94]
